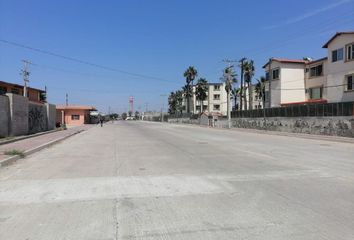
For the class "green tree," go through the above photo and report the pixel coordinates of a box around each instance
[183,66,198,113]
[168,90,184,115]
[182,84,192,113]
[221,65,237,118]
[168,91,177,114]
[175,90,184,114]
[121,112,127,120]
[238,58,246,111]
[195,78,208,113]
[254,76,266,109]
[243,60,255,110]
[135,111,140,119]
[231,87,241,110]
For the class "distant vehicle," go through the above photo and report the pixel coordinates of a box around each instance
[125,117,136,121]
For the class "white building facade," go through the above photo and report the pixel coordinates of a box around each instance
[182,82,229,116]
[263,32,354,108]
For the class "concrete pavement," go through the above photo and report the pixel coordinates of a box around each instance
[0,121,353,239]
[0,125,92,166]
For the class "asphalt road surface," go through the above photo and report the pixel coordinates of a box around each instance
[1,121,354,240]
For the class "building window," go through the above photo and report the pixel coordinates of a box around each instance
[272,68,279,80]
[309,64,323,77]
[71,115,80,120]
[11,88,20,95]
[196,105,201,111]
[265,72,269,81]
[213,104,220,111]
[346,43,354,61]
[213,94,220,100]
[203,105,208,110]
[346,75,354,91]
[332,48,344,62]
[0,86,7,95]
[214,85,220,91]
[309,87,322,99]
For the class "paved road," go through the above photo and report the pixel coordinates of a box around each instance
[0,121,354,240]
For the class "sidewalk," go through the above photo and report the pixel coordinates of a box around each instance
[0,125,93,167]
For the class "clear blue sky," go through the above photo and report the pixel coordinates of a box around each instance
[1,0,353,113]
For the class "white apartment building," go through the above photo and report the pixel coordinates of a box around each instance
[182,82,229,116]
[263,58,308,107]
[263,31,354,108]
[236,84,264,110]
[323,32,354,102]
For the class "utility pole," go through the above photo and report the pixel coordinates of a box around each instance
[268,58,272,108]
[160,94,167,122]
[21,60,31,97]
[145,102,148,112]
[239,57,246,111]
[66,93,68,106]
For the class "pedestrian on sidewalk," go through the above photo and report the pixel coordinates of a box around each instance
[100,117,104,127]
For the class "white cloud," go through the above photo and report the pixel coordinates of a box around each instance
[263,0,353,30]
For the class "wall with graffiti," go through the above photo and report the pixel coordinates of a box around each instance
[0,93,56,137]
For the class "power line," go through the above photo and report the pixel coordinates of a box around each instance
[29,61,176,84]
[0,39,173,83]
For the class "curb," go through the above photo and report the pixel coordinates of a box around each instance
[0,129,61,146]
[0,129,85,168]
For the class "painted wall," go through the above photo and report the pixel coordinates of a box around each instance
[56,109,88,125]
[280,63,306,104]
[326,33,354,103]
[305,60,328,100]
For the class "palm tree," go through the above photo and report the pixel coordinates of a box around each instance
[182,84,192,113]
[243,60,255,110]
[238,58,246,110]
[168,91,176,114]
[254,76,266,109]
[175,90,184,114]
[183,66,198,113]
[231,87,241,110]
[221,65,237,120]
[195,78,208,113]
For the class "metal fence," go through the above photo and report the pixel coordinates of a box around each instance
[231,102,354,118]
[168,113,193,119]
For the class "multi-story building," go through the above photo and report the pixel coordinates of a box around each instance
[182,82,229,116]
[322,32,354,102]
[236,84,264,110]
[263,58,309,107]
[262,31,354,107]
[0,80,47,103]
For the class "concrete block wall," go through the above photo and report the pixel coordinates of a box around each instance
[7,93,29,136]
[168,116,354,138]
[0,94,56,137]
[229,117,354,138]
[28,102,47,134]
[0,95,9,137]
[46,103,56,130]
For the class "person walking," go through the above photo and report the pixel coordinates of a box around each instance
[100,117,104,127]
